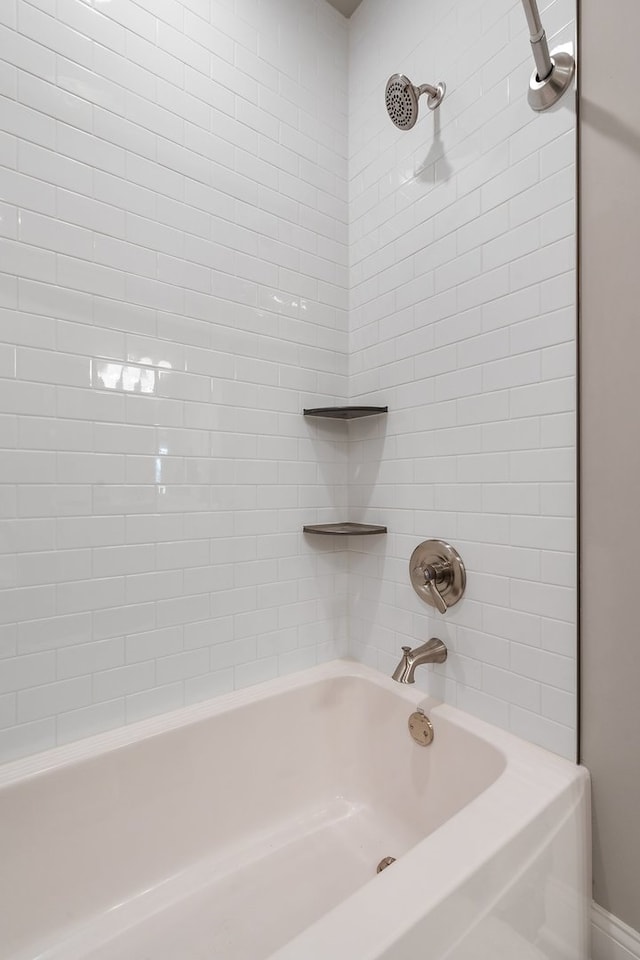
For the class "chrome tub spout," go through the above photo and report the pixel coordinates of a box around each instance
[392,638,447,684]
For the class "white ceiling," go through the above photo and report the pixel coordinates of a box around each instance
[326,0,364,17]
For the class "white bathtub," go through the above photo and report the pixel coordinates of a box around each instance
[0,660,590,960]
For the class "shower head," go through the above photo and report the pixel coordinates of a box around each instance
[385,74,446,130]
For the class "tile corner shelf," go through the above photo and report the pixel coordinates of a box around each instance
[303,523,387,536]
[303,406,388,420]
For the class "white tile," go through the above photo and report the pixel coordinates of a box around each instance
[184,618,233,649]
[185,668,234,704]
[0,718,55,763]
[0,237,55,282]
[0,92,56,149]
[18,548,92,586]
[483,352,540,391]
[457,627,510,668]
[512,579,575,629]
[18,279,91,326]
[93,662,155,702]
[482,663,541,712]
[0,651,55,693]
[0,692,16,728]
[235,656,278,689]
[457,329,510,369]
[56,577,125,616]
[484,604,540,647]
[511,515,575,552]
[456,685,510,729]
[125,683,184,723]
[156,648,209,684]
[482,286,540,331]
[542,341,575,380]
[56,0,126,54]
[18,612,91,653]
[0,0,576,762]
[16,347,90,387]
[482,417,540,452]
[125,571,184,604]
[17,675,92,722]
[57,699,125,745]
[509,237,574,292]
[93,603,155,643]
[1,22,55,79]
[0,625,17,659]
[18,484,92,517]
[19,72,93,132]
[510,167,575,227]
[20,417,93,452]
[510,642,575,692]
[541,618,576,657]
[510,447,574,482]
[481,155,539,211]
[509,704,574,759]
[57,638,125,680]
[510,377,574,418]
[541,483,575,518]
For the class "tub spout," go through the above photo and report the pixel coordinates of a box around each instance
[391,638,447,684]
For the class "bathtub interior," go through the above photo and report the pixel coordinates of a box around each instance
[1,672,507,960]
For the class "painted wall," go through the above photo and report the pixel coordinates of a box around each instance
[348,0,578,759]
[0,0,349,763]
[581,0,640,938]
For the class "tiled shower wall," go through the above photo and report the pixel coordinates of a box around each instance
[0,0,350,762]
[0,0,578,765]
[348,0,577,758]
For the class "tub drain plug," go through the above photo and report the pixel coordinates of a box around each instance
[376,856,396,874]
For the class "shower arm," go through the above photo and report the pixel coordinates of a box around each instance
[519,0,575,112]
[416,82,440,99]
[521,0,553,82]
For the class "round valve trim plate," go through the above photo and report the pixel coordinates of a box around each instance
[409,539,466,612]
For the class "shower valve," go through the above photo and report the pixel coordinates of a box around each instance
[409,540,466,614]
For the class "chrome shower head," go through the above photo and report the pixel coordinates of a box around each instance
[385,74,446,130]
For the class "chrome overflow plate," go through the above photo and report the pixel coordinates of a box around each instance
[408,708,434,746]
[409,539,466,613]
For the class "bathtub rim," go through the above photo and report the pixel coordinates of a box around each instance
[0,659,429,788]
[0,658,579,790]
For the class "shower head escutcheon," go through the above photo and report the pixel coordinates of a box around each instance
[385,74,446,130]
[519,0,575,111]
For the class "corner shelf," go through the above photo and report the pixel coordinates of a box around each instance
[303,406,388,420]
[303,523,387,536]
[303,406,389,540]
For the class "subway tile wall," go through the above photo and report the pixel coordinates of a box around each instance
[347,0,577,758]
[0,0,578,765]
[0,0,350,762]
